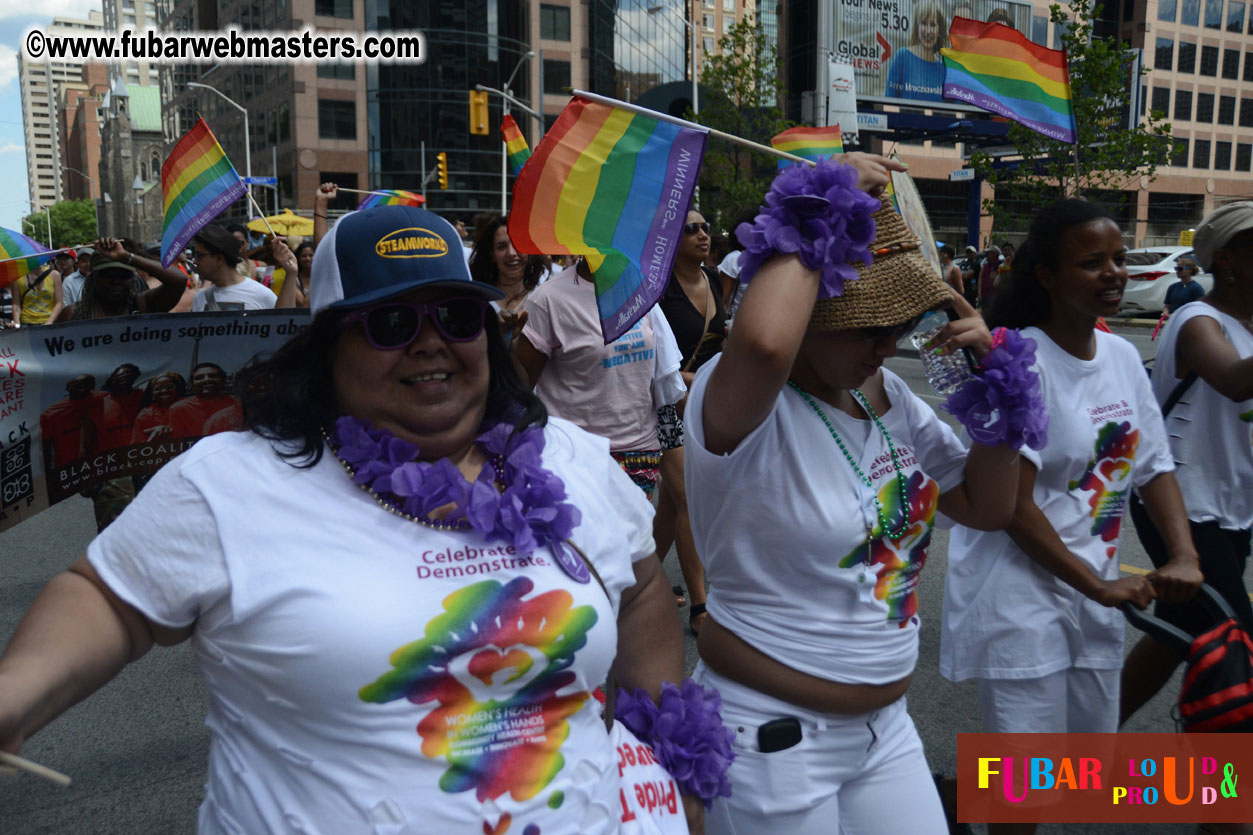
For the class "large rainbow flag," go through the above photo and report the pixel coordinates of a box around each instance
[771,125,843,169]
[509,94,707,343]
[501,114,532,176]
[941,17,1076,143]
[356,189,426,210]
[0,227,55,291]
[161,118,247,267]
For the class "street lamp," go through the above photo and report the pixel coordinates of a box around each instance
[63,166,100,237]
[187,81,251,202]
[647,3,699,117]
[501,51,536,213]
[23,200,52,249]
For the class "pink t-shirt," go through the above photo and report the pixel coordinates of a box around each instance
[523,267,659,452]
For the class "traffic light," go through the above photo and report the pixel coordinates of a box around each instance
[469,90,489,135]
[436,152,448,189]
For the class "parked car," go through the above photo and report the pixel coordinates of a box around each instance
[1118,246,1213,317]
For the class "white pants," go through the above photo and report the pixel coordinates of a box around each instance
[975,667,1120,733]
[695,664,946,835]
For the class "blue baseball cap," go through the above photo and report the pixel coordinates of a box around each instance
[310,205,503,314]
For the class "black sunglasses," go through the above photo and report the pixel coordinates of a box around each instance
[340,297,489,349]
[684,222,711,236]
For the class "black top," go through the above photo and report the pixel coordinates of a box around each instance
[1164,280,1205,312]
[658,265,726,372]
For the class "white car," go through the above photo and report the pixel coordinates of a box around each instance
[1118,246,1213,317]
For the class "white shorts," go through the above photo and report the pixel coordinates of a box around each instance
[975,667,1120,734]
[695,664,946,835]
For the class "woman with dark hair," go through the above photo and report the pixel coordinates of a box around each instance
[275,241,315,309]
[130,372,189,444]
[941,200,1200,793]
[470,215,551,335]
[0,207,707,834]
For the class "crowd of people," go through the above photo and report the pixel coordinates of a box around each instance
[1,152,1250,835]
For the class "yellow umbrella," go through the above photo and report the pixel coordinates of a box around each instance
[247,209,314,237]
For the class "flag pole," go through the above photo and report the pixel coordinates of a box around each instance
[570,89,816,167]
[246,192,277,237]
[0,245,92,266]
[1072,140,1082,197]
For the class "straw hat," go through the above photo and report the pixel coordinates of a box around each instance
[809,196,952,331]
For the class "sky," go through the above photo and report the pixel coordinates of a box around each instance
[0,0,98,235]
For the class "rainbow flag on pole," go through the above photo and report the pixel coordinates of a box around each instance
[770,125,843,169]
[160,117,247,267]
[355,189,426,210]
[501,114,532,176]
[509,94,707,343]
[941,17,1076,143]
[0,227,55,291]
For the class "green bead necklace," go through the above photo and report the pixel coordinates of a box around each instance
[787,381,911,541]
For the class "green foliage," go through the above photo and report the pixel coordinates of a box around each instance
[692,19,790,235]
[21,199,98,250]
[967,0,1173,233]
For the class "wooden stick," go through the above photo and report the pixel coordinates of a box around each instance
[570,89,816,167]
[0,751,72,786]
[0,245,94,267]
[246,193,276,237]
[334,187,422,197]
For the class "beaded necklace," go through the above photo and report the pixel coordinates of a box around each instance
[787,381,910,541]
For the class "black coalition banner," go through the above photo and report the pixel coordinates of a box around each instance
[0,310,311,533]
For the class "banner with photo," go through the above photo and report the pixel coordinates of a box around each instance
[0,310,310,534]
[828,0,1032,105]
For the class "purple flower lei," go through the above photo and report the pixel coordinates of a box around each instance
[941,327,1049,451]
[735,158,882,298]
[615,679,736,808]
[330,415,589,582]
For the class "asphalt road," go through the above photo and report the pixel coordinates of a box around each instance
[0,322,1243,834]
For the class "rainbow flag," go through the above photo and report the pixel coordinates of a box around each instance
[941,17,1076,143]
[771,125,843,169]
[356,189,426,210]
[509,95,707,343]
[501,114,532,176]
[160,118,247,267]
[0,227,55,291]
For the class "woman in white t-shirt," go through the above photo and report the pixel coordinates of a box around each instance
[941,200,1201,778]
[1122,201,1253,724]
[0,207,698,834]
[686,155,1029,835]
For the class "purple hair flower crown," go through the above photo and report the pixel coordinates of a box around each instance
[735,158,882,298]
[941,327,1049,451]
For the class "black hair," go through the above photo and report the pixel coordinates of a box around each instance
[226,224,248,237]
[191,362,227,378]
[939,245,955,260]
[139,371,189,408]
[239,307,548,468]
[985,198,1116,330]
[469,215,550,292]
[70,273,148,320]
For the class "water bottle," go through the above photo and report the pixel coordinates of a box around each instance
[909,310,976,395]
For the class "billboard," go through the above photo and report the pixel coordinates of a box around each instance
[829,0,1034,105]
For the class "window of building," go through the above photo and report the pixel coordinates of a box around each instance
[314,0,352,18]
[317,63,355,79]
[1160,0,1178,20]
[1229,1,1246,30]
[1156,38,1174,70]
[543,60,570,94]
[1182,0,1201,25]
[1194,138,1211,167]
[1201,45,1219,75]
[723,0,734,10]
[1197,92,1215,121]
[1237,142,1252,170]
[1215,141,1233,169]
[1031,15,1047,44]
[1152,86,1171,114]
[123,13,135,24]
[703,36,715,53]
[1220,94,1236,123]
[540,4,571,41]
[1205,0,1224,27]
[1179,41,1197,72]
[1175,88,1194,120]
[317,98,355,139]
[1241,97,1253,126]
[703,13,714,28]
[1245,53,1253,80]
[1224,48,1241,77]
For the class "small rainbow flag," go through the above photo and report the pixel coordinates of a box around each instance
[0,227,55,291]
[771,125,843,169]
[160,118,247,267]
[509,94,707,343]
[941,17,1076,143]
[501,114,532,176]
[356,189,426,210]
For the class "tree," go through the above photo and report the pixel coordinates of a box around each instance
[968,0,1173,233]
[21,199,99,249]
[692,19,790,235]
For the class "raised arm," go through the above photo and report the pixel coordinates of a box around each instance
[272,239,305,309]
[88,239,187,314]
[1176,313,1253,402]
[313,182,338,247]
[700,153,905,455]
